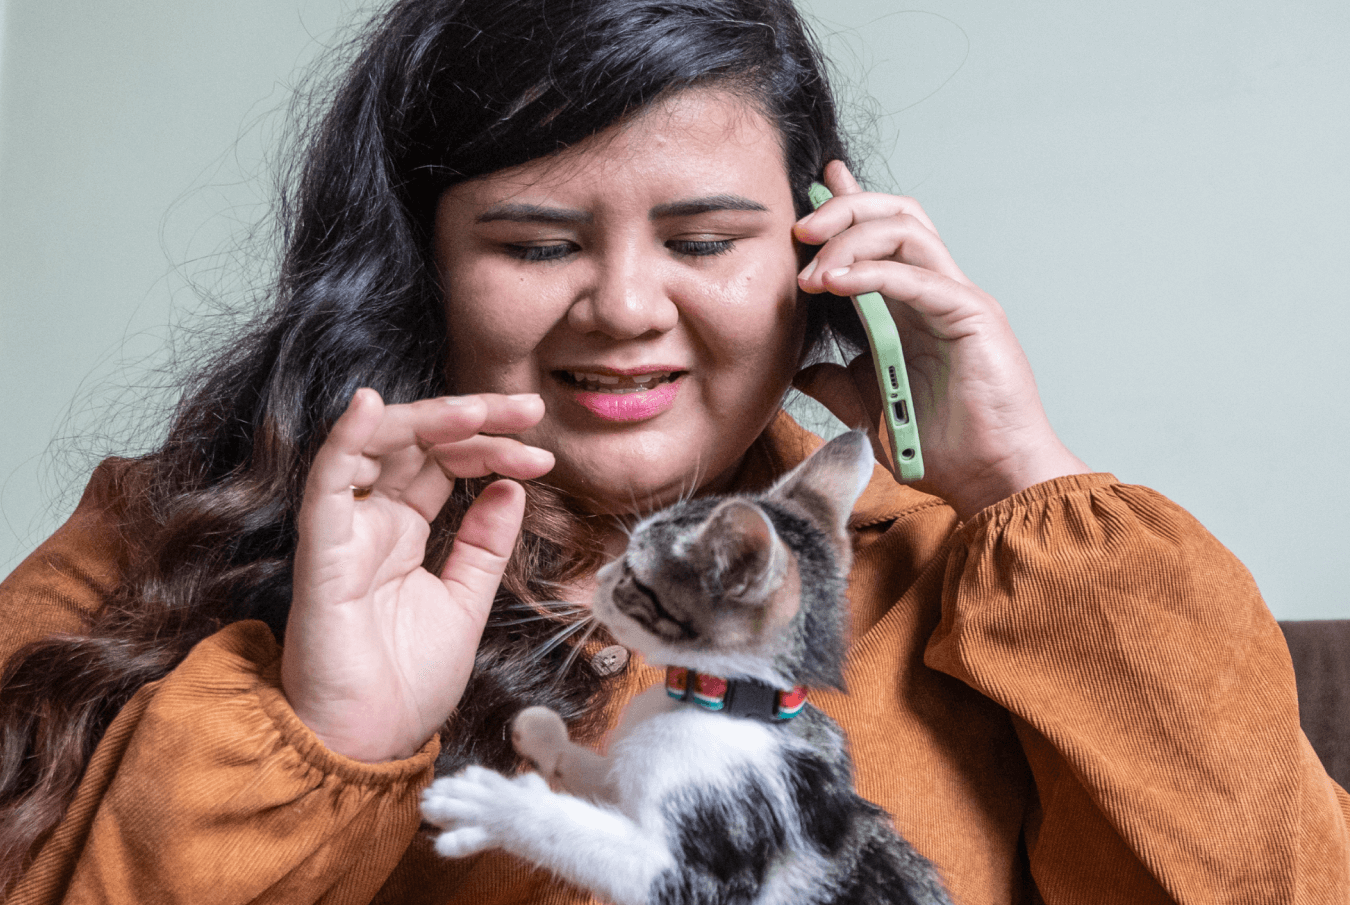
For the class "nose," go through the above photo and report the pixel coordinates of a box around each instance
[567,240,679,339]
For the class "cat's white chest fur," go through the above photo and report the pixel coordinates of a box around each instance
[607,685,789,810]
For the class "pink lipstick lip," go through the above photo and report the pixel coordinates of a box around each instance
[558,373,684,422]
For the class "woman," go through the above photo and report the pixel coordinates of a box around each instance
[1,0,1345,902]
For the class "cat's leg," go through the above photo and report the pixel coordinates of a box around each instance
[511,706,618,803]
[421,766,673,905]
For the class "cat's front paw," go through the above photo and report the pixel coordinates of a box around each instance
[421,765,548,858]
[511,706,569,777]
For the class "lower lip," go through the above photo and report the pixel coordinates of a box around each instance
[564,377,682,422]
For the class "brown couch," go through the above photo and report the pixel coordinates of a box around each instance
[1280,620,1350,789]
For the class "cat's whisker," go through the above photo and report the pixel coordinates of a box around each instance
[489,607,590,627]
[548,619,601,692]
[682,454,706,506]
[526,615,596,664]
[626,485,645,523]
[488,598,590,627]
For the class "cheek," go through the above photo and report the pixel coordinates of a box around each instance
[705,255,805,365]
[443,270,560,391]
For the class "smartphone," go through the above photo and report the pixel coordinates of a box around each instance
[807,182,924,481]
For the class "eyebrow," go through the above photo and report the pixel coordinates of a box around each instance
[475,194,769,225]
[650,194,769,219]
[477,203,592,224]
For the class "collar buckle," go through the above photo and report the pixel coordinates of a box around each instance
[665,666,806,722]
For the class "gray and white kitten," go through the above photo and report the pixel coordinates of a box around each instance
[422,430,953,905]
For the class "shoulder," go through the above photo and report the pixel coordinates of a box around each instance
[0,457,145,658]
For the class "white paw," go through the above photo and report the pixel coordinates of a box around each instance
[421,766,548,858]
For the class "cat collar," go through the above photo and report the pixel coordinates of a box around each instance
[665,666,807,722]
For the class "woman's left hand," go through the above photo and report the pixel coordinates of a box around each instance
[793,161,1088,520]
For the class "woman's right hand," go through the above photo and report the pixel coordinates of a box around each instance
[281,388,555,762]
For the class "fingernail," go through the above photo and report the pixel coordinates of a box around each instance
[796,212,815,228]
[798,260,818,282]
[508,393,541,403]
[826,266,851,279]
[443,396,475,408]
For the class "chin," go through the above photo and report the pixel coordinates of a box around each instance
[545,456,719,518]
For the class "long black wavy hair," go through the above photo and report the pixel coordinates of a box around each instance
[0,0,860,885]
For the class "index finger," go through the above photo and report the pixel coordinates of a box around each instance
[361,393,546,457]
[798,161,942,239]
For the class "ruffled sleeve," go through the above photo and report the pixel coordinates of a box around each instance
[10,620,438,905]
[925,474,1350,903]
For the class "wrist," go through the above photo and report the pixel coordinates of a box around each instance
[942,441,1090,522]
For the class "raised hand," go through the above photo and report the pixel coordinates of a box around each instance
[281,389,555,762]
[793,161,1088,519]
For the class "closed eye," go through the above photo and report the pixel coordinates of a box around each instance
[667,238,734,258]
[506,242,577,262]
[619,564,697,641]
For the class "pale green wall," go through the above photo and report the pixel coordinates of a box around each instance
[2,1,1347,618]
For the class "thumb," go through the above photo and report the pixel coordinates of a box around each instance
[439,479,526,620]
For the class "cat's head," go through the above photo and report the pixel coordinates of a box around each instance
[592,430,875,690]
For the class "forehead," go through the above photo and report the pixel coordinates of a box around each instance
[440,88,789,209]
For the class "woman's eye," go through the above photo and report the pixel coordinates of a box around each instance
[668,238,735,258]
[508,243,576,262]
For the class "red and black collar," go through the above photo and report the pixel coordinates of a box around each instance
[665,666,807,722]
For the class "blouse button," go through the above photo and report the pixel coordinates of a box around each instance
[591,645,630,677]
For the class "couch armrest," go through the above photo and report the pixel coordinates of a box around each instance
[1279,619,1350,789]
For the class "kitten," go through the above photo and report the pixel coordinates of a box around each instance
[421,430,954,905]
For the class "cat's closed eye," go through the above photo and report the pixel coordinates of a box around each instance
[612,563,697,641]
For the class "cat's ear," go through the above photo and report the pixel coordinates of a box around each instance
[693,499,789,606]
[766,429,874,537]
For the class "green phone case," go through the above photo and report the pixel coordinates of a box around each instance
[807,182,923,481]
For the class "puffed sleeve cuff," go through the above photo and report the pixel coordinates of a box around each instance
[925,472,1350,900]
[18,620,440,904]
[249,636,442,786]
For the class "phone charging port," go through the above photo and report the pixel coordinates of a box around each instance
[892,400,909,425]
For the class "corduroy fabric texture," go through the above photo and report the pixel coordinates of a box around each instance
[2,413,1347,904]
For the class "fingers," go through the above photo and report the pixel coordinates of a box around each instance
[301,388,384,547]
[817,259,1003,341]
[798,215,966,291]
[819,159,940,234]
[823,159,863,196]
[427,436,552,483]
[370,394,554,486]
[439,479,527,618]
[796,161,969,291]
[359,394,543,456]
[309,390,553,513]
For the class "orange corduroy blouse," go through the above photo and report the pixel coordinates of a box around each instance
[2,413,1347,904]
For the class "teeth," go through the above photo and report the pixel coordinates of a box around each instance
[566,370,676,392]
[572,372,621,385]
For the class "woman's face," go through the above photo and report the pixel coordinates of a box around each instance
[433,89,805,514]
